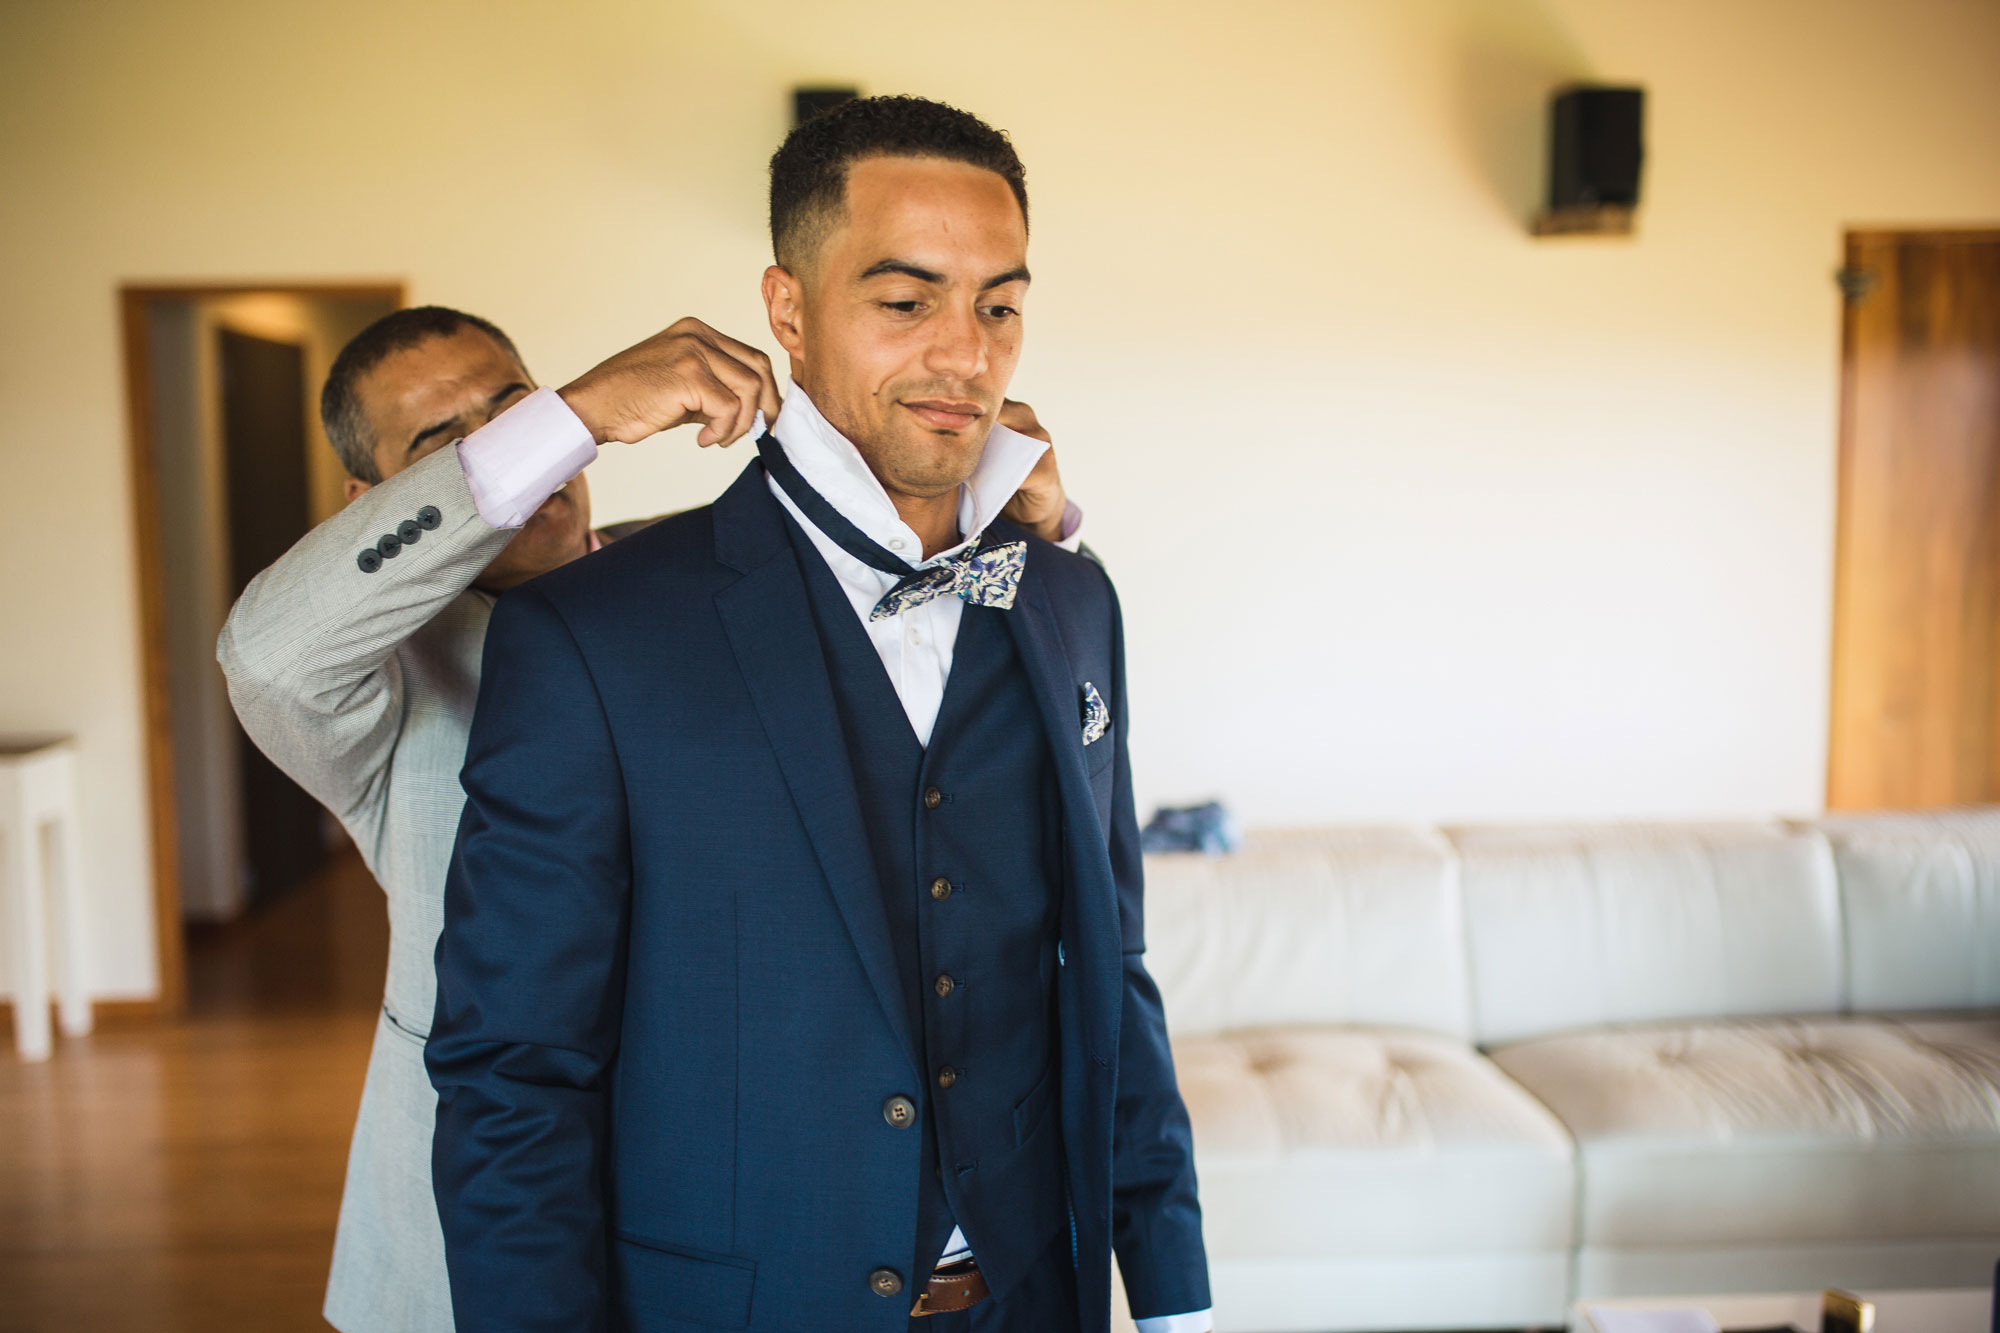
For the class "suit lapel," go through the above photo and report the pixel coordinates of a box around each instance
[712,463,921,1076]
[1002,552,1098,838]
[997,532,1123,1061]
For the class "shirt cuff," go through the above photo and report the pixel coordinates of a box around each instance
[1135,1311,1212,1333]
[455,386,599,529]
[1053,499,1085,553]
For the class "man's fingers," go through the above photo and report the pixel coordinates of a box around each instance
[585,320,780,447]
[702,329,784,429]
[722,352,768,446]
[998,398,1052,444]
[682,361,744,447]
[1023,446,1059,488]
[1006,448,1057,511]
[756,357,782,424]
[694,345,766,446]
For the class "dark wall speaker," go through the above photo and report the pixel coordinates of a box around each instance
[1548,86,1645,211]
[793,87,859,127]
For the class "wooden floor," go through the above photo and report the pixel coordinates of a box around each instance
[0,851,1153,1332]
[0,849,386,1332]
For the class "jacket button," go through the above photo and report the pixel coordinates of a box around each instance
[923,786,943,810]
[934,975,955,999]
[930,877,952,901]
[937,1066,957,1090]
[397,519,422,545]
[882,1095,916,1128]
[357,548,382,574]
[377,533,403,558]
[869,1268,904,1297]
[416,505,443,530]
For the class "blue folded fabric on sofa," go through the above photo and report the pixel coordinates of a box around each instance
[1140,801,1243,855]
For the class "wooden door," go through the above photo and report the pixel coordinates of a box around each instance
[1828,229,2000,808]
[217,327,327,905]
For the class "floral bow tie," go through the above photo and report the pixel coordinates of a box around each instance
[757,430,1028,622]
[870,538,1026,621]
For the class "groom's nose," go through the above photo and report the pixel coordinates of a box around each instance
[921,302,989,385]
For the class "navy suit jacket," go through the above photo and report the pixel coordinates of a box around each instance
[427,459,1207,1332]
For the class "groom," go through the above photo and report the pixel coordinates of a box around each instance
[428,95,1210,1332]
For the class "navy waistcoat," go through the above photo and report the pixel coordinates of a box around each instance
[784,513,1071,1302]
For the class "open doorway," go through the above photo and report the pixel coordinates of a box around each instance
[121,284,403,1011]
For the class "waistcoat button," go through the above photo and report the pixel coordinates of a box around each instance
[934,974,955,998]
[869,1268,904,1297]
[882,1095,916,1128]
[937,1066,957,1089]
[930,877,952,901]
[923,786,943,810]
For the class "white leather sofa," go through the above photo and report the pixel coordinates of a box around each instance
[1144,812,2000,1332]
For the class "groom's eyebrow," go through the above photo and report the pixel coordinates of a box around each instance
[859,258,945,283]
[857,259,1033,290]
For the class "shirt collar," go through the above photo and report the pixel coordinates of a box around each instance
[760,382,1047,569]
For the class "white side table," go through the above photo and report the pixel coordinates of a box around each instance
[2,735,93,1061]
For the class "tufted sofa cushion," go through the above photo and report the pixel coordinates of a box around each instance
[1175,1026,1575,1261]
[1808,810,2000,1013]
[1143,828,1469,1040]
[1490,1014,2000,1255]
[1450,822,1842,1045]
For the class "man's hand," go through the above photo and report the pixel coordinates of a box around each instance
[559,317,782,449]
[997,399,1070,544]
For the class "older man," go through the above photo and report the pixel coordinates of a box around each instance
[218,305,1077,1332]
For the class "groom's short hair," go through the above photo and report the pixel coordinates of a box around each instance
[767,94,1029,274]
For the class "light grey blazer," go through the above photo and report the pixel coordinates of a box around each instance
[218,445,514,1333]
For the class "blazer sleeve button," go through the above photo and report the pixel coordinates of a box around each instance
[416,505,443,530]
[377,533,403,559]
[397,519,422,545]
[356,548,382,574]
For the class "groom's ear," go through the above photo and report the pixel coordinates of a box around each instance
[761,265,807,364]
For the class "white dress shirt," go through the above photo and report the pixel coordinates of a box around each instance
[452,386,1205,1332]
[760,386,1081,744]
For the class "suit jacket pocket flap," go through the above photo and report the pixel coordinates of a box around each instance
[613,1230,757,1329]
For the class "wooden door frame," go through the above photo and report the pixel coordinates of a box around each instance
[1827,228,2000,807]
[119,281,404,1017]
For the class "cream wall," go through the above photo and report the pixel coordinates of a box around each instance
[2,0,1997,1000]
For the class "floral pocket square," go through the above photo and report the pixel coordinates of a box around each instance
[1080,682,1110,747]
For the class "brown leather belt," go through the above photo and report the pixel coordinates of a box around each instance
[909,1257,990,1316]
